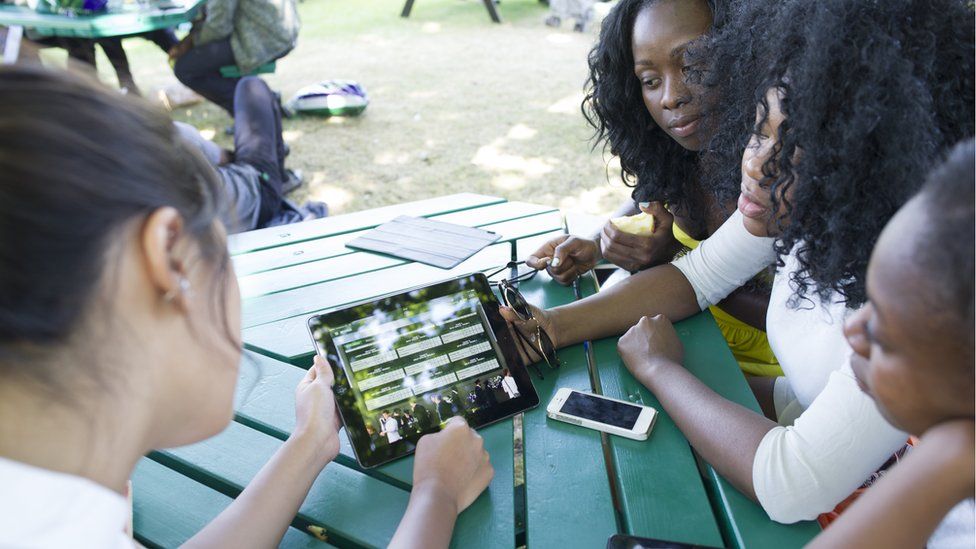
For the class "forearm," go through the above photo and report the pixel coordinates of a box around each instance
[389,483,459,549]
[807,442,972,548]
[552,264,700,346]
[183,434,331,549]
[636,359,776,499]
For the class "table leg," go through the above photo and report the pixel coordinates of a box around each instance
[482,0,502,23]
[3,26,23,64]
[401,0,415,18]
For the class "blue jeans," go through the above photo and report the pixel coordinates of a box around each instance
[174,38,239,115]
[232,77,286,227]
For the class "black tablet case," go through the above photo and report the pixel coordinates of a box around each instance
[345,215,501,269]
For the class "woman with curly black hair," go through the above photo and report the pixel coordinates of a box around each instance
[503,0,974,524]
[526,0,785,378]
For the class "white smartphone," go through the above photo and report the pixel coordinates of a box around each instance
[546,388,657,441]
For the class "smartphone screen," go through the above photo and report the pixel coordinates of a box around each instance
[560,391,643,429]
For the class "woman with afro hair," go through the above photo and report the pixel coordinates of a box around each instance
[527,0,785,378]
[503,0,974,524]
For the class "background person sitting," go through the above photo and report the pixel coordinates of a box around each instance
[170,0,299,116]
[175,76,325,232]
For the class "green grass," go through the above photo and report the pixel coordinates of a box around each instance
[47,0,632,217]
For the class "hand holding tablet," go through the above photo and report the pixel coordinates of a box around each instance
[308,274,540,468]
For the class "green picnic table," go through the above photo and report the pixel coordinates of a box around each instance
[0,0,204,39]
[131,194,820,548]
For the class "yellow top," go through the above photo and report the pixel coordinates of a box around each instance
[673,222,783,377]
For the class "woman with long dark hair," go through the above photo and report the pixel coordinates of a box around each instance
[0,65,493,547]
[506,0,974,523]
[529,0,783,377]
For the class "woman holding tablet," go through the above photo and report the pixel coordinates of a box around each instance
[504,0,973,524]
[0,65,492,548]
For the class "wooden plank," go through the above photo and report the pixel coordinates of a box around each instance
[578,273,724,546]
[233,201,556,278]
[669,312,821,549]
[131,458,333,548]
[240,212,562,327]
[228,193,505,255]
[154,422,411,548]
[516,272,619,548]
[237,208,561,299]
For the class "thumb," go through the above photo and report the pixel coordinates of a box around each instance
[551,239,576,269]
[639,201,669,233]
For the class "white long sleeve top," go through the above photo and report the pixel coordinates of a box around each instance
[671,211,908,523]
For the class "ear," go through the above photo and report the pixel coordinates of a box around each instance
[140,207,189,310]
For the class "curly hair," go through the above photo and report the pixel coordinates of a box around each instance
[699,0,975,308]
[582,0,731,231]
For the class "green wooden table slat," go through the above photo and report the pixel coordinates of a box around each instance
[0,2,203,38]
[234,350,516,548]
[228,193,505,255]
[516,274,619,548]
[240,211,561,327]
[573,275,724,547]
[232,201,556,278]
[237,209,562,299]
[154,421,412,548]
[132,458,334,548]
[666,313,821,549]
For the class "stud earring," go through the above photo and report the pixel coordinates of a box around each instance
[163,277,191,302]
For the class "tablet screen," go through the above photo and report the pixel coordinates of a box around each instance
[308,273,539,468]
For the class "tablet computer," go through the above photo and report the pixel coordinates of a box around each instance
[307,273,539,468]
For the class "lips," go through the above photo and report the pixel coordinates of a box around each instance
[737,187,768,219]
[668,115,701,138]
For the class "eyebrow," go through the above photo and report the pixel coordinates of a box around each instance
[634,39,698,67]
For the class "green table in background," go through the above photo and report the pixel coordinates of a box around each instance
[131,194,820,548]
[0,0,204,39]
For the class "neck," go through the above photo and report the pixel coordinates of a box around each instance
[0,377,150,495]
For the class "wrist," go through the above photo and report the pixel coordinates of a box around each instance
[590,235,604,262]
[288,427,338,469]
[410,479,460,516]
[637,357,680,386]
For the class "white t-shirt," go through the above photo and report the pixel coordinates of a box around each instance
[672,211,908,523]
[930,499,976,549]
[0,457,133,548]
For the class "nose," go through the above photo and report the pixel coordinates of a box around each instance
[660,74,691,111]
[844,305,872,359]
[743,144,766,181]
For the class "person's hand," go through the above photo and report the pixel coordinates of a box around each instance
[412,417,494,515]
[293,355,342,464]
[617,314,685,382]
[168,36,193,61]
[526,234,602,286]
[600,202,679,272]
[498,302,559,366]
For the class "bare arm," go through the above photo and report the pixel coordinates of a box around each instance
[389,418,493,549]
[183,433,334,548]
[388,484,460,549]
[807,419,975,549]
[183,357,341,549]
[549,264,701,347]
[617,315,776,499]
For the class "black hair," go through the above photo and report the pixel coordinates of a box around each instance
[0,65,232,388]
[583,0,729,231]
[699,0,975,308]
[915,139,975,348]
